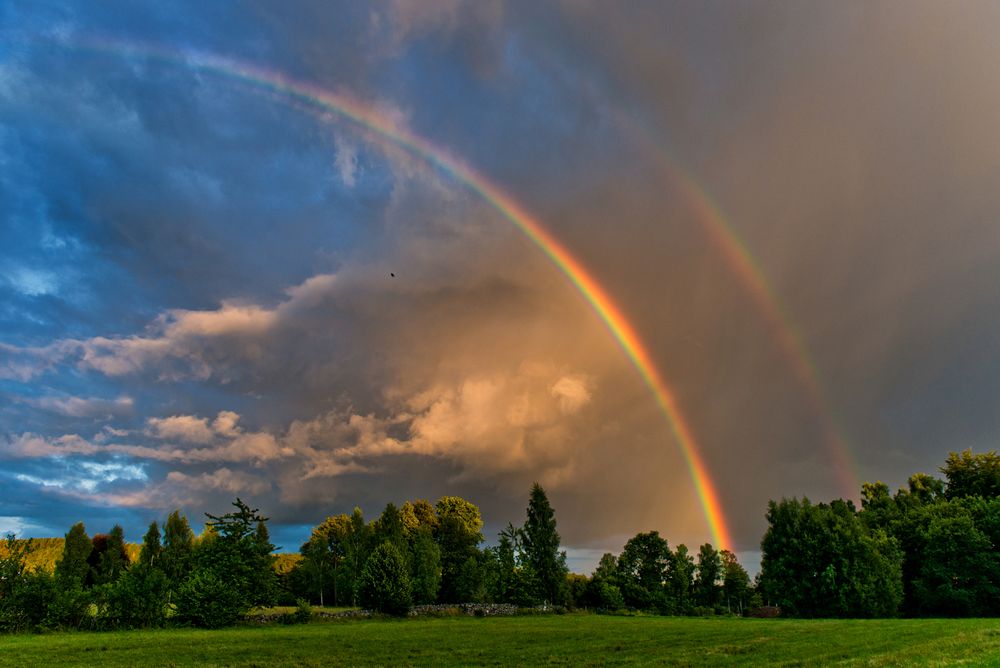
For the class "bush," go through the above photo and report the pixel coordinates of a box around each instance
[174,568,248,628]
[0,570,59,632]
[359,542,412,616]
[45,582,92,630]
[588,579,625,611]
[97,565,169,629]
[294,598,312,623]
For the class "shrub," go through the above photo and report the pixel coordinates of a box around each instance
[174,568,247,628]
[97,565,169,629]
[45,582,92,630]
[294,598,312,623]
[0,570,59,632]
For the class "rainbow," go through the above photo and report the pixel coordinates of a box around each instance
[637,145,861,499]
[52,37,735,549]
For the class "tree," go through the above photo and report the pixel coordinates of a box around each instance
[666,544,695,615]
[721,550,751,615]
[174,567,247,628]
[138,521,162,569]
[485,526,518,603]
[942,449,1000,500]
[913,510,998,616]
[55,522,91,587]
[175,498,277,626]
[593,552,618,582]
[459,554,491,602]
[0,537,58,633]
[161,510,195,584]
[584,552,624,610]
[616,531,670,611]
[359,541,412,615]
[409,527,441,605]
[759,497,902,617]
[374,503,407,558]
[694,543,722,609]
[298,538,326,606]
[401,499,438,536]
[565,573,589,609]
[50,522,93,628]
[98,562,169,629]
[0,535,32,595]
[435,497,484,541]
[206,499,277,606]
[345,508,371,606]
[0,535,35,630]
[520,484,568,606]
[303,513,359,607]
[435,497,484,603]
[92,525,129,586]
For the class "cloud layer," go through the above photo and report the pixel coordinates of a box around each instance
[3,2,1000,567]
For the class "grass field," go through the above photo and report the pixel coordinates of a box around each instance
[1,615,998,667]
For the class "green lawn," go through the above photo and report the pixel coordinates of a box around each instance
[1,615,998,667]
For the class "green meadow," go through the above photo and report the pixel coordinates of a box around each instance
[2,615,998,667]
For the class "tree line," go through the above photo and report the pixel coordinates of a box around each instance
[0,500,277,630]
[759,449,1000,617]
[0,449,995,631]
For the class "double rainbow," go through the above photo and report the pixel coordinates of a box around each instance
[52,37,735,550]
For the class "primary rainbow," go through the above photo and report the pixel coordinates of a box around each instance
[62,37,735,549]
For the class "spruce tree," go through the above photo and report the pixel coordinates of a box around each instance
[520,483,568,605]
[161,510,194,582]
[55,522,91,587]
[138,521,162,569]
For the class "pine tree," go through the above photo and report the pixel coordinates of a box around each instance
[139,521,162,569]
[161,510,195,583]
[55,522,91,587]
[520,483,568,605]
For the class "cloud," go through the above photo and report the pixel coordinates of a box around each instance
[4,266,59,297]
[27,394,134,418]
[550,374,592,414]
[334,136,358,187]
[3,361,596,512]
[147,414,216,444]
[0,515,51,538]
[166,467,271,496]
[11,1,1000,561]
[14,459,146,495]
[3,410,289,466]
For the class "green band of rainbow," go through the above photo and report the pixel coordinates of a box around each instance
[57,37,735,550]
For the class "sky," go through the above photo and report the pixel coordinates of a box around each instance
[3,1,1000,573]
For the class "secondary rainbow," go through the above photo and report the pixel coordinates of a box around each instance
[66,37,735,549]
[635,142,861,499]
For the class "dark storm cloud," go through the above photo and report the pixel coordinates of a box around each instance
[3,1,1000,568]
